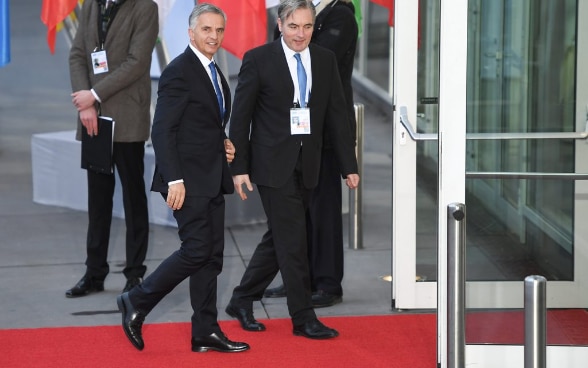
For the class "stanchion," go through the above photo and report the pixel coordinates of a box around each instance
[447,203,466,368]
[349,103,364,249]
[524,275,547,368]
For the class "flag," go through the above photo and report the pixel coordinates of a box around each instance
[370,0,394,27]
[41,0,79,54]
[0,0,9,67]
[205,0,267,59]
[351,0,363,37]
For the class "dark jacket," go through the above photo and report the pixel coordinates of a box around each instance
[150,47,234,197]
[229,40,358,189]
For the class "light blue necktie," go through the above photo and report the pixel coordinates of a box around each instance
[294,53,307,107]
[209,62,224,120]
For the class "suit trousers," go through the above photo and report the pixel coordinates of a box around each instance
[306,148,344,295]
[85,142,149,280]
[129,194,225,337]
[231,165,317,326]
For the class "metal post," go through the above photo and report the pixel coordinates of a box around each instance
[349,103,364,249]
[447,203,466,368]
[524,275,547,368]
[154,38,171,72]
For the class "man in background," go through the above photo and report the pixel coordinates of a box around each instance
[67,0,158,297]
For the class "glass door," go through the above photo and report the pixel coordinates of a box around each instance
[392,0,588,366]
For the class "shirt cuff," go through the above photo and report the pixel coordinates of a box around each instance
[168,179,184,186]
[90,89,101,103]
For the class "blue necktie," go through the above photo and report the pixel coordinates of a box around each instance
[294,53,307,107]
[209,62,224,120]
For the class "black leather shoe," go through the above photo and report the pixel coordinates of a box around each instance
[263,284,286,298]
[191,332,250,353]
[225,303,266,331]
[293,318,339,339]
[123,277,143,292]
[311,290,342,308]
[116,292,146,351]
[65,275,104,298]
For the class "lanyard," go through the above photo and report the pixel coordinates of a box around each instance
[97,0,120,50]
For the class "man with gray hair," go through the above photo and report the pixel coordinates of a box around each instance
[116,3,248,353]
[226,0,359,339]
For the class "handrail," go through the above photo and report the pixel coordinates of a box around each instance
[398,106,588,141]
[447,203,466,368]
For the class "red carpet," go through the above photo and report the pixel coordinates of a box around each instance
[0,315,436,368]
[467,309,588,345]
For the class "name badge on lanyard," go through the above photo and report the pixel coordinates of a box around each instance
[91,50,109,74]
[290,107,311,135]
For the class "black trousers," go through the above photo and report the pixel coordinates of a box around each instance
[306,148,344,295]
[129,194,225,337]
[85,142,149,280]
[231,166,316,326]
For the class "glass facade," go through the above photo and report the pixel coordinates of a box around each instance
[361,0,579,283]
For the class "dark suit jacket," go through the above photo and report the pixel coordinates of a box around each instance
[69,0,158,142]
[150,47,234,197]
[229,40,358,189]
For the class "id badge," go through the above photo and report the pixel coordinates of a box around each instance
[91,50,109,74]
[290,108,311,135]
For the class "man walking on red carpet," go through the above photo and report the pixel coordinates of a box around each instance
[225,0,359,339]
[116,3,248,353]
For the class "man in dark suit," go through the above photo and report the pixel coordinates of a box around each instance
[116,4,249,353]
[225,0,360,339]
[265,0,359,308]
[67,0,158,297]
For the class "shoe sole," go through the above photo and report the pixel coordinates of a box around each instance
[192,346,250,353]
[117,294,144,351]
[293,330,340,339]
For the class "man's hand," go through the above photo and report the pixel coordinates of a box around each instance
[224,139,235,163]
[167,182,186,210]
[345,174,360,189]
[79,107,98,136]
[233,174,253,200]
[71,90,96,112]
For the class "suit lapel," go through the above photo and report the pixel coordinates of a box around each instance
[271,40,296,105]
[184,47,226,128]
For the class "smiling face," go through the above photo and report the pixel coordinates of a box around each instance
[188,12,225,60]
[278,7,314,53]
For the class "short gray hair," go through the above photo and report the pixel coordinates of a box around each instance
[188,3,227,29]
[278,0,316,23]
